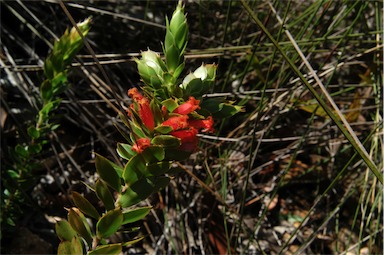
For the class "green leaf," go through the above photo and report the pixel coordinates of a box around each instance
[154,125,173,134]
[122,206,152,224]
[55,220,78,241]
[161,98,179,112]
[95,180,115,211]
[7,170,20,179]
[116,143,134,160]
[15,144,29,158]
[182,77,204,97]
[67,208,93,247]
[51,72,68,92]
[95,154,121,192]
[44,58,54,80]
[27,126,40,139]
[57,236,83,255]
[27,144,42,154]
[96,208,123,239]
[122,154,146,186]
[111,161,124,178]
[214,103,244,118]
[173,62,185,80]
[122,236,145,247]
[166,44,180,73]
[117,176,170,208]
[141,146,165,163]
[40,80,53,102]
[87,244,122,255]
[200,97,225,113]
[122,146,166,186]
[39,99,61,121]
[151,135,181,148]
[130,121,147,138]
[146,161,171,176]
[72,191,100,220]
[150,99,164,125]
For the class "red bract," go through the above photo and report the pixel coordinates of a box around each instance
[171,128,199,152]
[162,115,189,130]
[189,116,214,133]
[128,88,155,131]
[132,138,151,154]
[173,97,200,115]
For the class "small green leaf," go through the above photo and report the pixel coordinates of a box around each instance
[87,244,122,255]
[122,154,146,186]
[28,144,42,154]
[72,191,100,220]
[161,98,179,112]
[44,59,54,80]
[39,99,61,121]
[6,217,16,227]
[141,146,165,163]
[151,135,181,148]
[96,208,123,239]
[214,103,244,118]
[116,143,134,160]
[7,170,20,179]
[130,121,147,138]
[51,72,68,92]
[122,236,145,247]
[183,77,204,97]
[166,44,180,73]
[67,208,93,246]
[57,236,83,255]
[95,179,115,211]
[55,220,77,241]
[122,206,152,224]
[173,62,185,80]
[15,144,29,158]
[40,80,53,102]
[200,97,225,113]
[117,176,170,208]
[154,125,173,134]
[150,99,163,125]
[146,161,171,176]
[27,126,40,139]
[95,154,121,192]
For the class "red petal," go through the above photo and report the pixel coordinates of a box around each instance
[171,128,199,152]
[162,115,189,130]
[138,98,155,131]
[128,88,144,101]
[132,138,151,154]
[173,97,200,115]
[189,116,214,133]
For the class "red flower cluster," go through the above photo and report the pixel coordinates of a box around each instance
[127,89,214,154]
[128,88,155,131]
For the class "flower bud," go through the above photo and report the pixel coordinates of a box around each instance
[164,2,188,74]
[69,17,91,44]
[136,50,166,89]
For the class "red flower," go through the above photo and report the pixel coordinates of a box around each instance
[128,88,155,131]
[132,138,151,154]
[189,116,214,133]
[162,115,189,130]
[128,88,143,101]
[171,128,199,152]
[173,97,200,115]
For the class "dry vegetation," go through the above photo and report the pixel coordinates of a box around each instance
[1,1,383,254]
